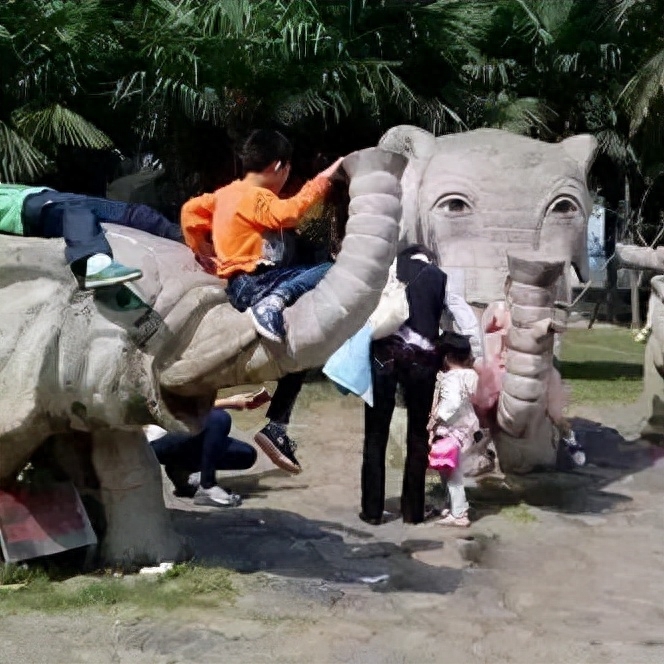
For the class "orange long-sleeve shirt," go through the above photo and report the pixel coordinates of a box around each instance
[181,176,330,279]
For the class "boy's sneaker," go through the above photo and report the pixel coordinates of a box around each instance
[193,485,242,507]
[84,261,143,289]
[562,430,586,467]
[250,298,286,342]
[254,422,301,474]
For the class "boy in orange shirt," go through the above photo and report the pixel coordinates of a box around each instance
[181,130,342,473]
[182,130,342,342]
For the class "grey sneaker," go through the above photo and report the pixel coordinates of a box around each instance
[193,485,242,507]
[84,261,142,289]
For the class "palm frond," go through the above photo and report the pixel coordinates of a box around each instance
[273,88,350,125]
[513,0,575,45]
[605,0,641,25]
[0,121,50,183]
[13,104,113,150]
[152,78,226,124]
[620,48,664,135]
[463,57,515,86]
[595,128,639,168]
[483,93,555,135]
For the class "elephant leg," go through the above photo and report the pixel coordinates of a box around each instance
[91,427,189,567]
[641,333,664,442]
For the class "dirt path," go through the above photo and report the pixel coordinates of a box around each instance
[3,383,664,663]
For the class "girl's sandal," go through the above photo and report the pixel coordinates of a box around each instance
[435,513,470,528]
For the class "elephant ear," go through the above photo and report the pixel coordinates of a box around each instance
[561,134,598,175]
[379,124,438,161]
[379,125,438,246]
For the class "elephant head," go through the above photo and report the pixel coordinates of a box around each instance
[379,125,597,303]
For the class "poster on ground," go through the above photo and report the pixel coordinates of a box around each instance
[0,482,97,563]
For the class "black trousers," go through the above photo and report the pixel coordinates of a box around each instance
[23,191,182,269]
[266,371,306,426]
[361,336,441,524]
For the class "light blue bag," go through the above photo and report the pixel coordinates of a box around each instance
[322,323,374,407]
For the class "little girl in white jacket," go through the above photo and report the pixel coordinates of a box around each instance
[427,332,481,527]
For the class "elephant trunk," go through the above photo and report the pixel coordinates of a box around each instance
[494,252,566,473]
[282,148,407,367]
[615,243,664,273]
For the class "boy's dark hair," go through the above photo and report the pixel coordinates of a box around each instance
[240,129,293,173]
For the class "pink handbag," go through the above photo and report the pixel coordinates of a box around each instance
[428,436,460,471]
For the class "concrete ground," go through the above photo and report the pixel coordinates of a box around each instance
[2,382,664,663]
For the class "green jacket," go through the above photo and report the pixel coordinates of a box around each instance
[0,184,52,235]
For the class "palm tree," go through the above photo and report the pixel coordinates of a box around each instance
[0,0,115,183]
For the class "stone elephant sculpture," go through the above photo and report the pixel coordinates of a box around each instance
[378,126,598,474]
[0,148,406,567]
[615,243,664,441]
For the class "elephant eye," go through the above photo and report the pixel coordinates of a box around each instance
[548,197,579,215]
[435,196,472,215]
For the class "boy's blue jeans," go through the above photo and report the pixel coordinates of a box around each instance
[225,262,332,312]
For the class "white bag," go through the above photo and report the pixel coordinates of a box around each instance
[368,281,409,339]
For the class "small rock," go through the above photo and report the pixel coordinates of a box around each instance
[456,536,485,563]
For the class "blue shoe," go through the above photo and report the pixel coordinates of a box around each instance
[84,261,142,289]
[249,301,286,342]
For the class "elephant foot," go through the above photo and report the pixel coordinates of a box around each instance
[494,418,558,474]
[91,428,190,568]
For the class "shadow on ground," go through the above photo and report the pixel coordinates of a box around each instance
[468,418,663,518]
[171,507,463,595]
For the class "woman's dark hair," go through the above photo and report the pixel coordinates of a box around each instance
[396,243,436,282]
[240,129,293,173]
[397,244,436,262]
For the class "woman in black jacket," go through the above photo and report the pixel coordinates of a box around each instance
[360,245,448,525]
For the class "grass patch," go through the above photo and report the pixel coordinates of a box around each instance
[500,503,537,524]
[560,327,644,405]
[0,563,237,615]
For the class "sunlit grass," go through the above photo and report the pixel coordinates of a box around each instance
[0,563,237,615]
[560,327,645,405]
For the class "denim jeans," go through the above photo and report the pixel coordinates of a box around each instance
[149,408,257,488]
[23,191,182,267]
[226,262,332,312]
[361,336,441,524]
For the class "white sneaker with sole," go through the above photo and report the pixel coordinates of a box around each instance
[193,485,242,507]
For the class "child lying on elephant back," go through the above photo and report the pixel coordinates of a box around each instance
[0,184,182,289]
